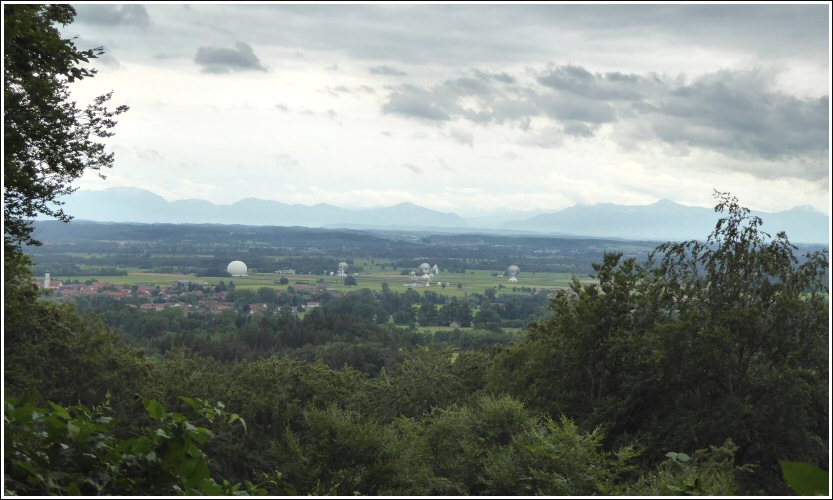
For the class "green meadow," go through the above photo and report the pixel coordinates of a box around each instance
[54,264,594,296]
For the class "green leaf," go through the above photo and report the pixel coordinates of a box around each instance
[67,481,81,496]
[177,395,201,411]
[47,402,70,420]
[228,414,248,433]
[142,398,166,422]
[67,422,80,439]
[14,460,44,485]
[780,460,829,496]
[665,451,690,462]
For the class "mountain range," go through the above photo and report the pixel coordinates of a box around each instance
[51,187,829,244]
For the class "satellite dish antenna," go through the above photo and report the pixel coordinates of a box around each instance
[507,265,520,283]
[227,260,248,277]
[337,261,349,277]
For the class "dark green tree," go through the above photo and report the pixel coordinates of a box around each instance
[3,4,128,248]
[473,307,501,330]
[488,192,828,493]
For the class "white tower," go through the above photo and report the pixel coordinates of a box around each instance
[431,264,439,276]
[44,272,51,289]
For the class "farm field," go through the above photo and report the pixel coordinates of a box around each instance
[52,266,595,296]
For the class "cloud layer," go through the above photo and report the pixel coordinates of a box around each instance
[383,65,829,181]
[194,42,266,73]
[75,5,150,28]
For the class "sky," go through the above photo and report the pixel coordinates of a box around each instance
[59,2,831,217]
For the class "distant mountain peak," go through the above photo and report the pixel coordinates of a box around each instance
[501,199,828,244]
[53,187,828,244]
[652,198,681,207]
[56,187,467,229]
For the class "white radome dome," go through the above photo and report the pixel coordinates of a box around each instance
[419,263,430,272]
[227,260,248,276]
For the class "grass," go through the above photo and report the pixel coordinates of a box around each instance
[51,258,596,296]
[416,326,525,335]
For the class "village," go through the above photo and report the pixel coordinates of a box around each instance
[33,272,338,315]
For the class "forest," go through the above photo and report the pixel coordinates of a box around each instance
[3,5,829,497]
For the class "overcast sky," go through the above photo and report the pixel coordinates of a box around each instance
[61,3,830,216]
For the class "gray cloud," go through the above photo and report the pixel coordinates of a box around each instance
[438,159,456,171]
[472,69,516,84]
[619,69,829,178]
[533,92,616,130]
[136,148,164,161]
[448,128,474,147]
[172,5,826,73]
[537,64,642,101]
[153,52,185,60]
[369,65,407,76]
[274,153,300,170]
[323,85,375,97]
[523,126,566,149]
[325,109,342,126]
[75,5,150,28]
[324,85,351,97]
[402,163,422,174]
[382,64,829,178]
[194,42,266,73]
[275,103,291,112]
[74,37,121,67]
[382,68,611,135]
[383,84,453,122]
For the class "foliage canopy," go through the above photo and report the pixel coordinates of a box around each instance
[3,4,128,247]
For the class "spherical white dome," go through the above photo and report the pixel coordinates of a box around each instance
[508,265,520,275]
[419,263,430,272]
[338,261,349,269]
[227,260,248,276]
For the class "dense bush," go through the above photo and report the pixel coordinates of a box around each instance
[488,193,829,492]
